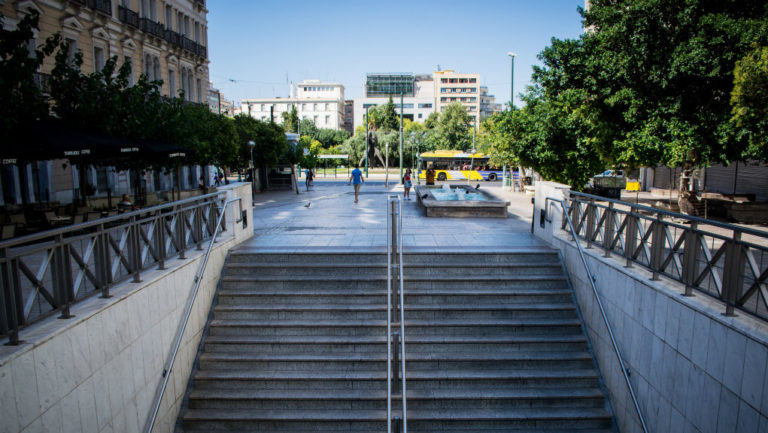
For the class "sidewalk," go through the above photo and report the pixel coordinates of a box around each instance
[245,180,544,252]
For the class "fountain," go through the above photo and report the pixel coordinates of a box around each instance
[415,184,510,218]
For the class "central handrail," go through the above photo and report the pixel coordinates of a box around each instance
[545,197,648,433]
[386,195,407,433]
[144,196,243,433]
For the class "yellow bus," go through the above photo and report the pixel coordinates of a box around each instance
[418,150,505,181]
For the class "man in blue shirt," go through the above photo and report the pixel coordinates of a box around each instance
[348,164,364,203]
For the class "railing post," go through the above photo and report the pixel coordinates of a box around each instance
[722,231,745,316]
[650,214,665,280]
[155,214,166,270]
[52,234,75,319]
[390,199,399,320]
[681,223,700,296]
[96,224,113,298]
[585,199,596,248]
[603,202,615,258]
[195,206,204,251]
[177,206,187,259]
[1,248,23,345]
[129,216,142,283]
[624,213,638,268]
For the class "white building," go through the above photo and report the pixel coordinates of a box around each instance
[353,73,435,131]
[240,81,345,130]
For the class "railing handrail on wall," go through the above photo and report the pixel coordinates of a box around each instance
[0,192,226,344]
[144,196,243,433]
[545,197,649,433]
[386,195,407,433]
[566,191,768,322]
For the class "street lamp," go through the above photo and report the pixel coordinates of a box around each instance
[247,140,256,195]
[507,52,516,108]
[506,51,516,189]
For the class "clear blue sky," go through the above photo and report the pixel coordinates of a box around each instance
[207,0,586,107]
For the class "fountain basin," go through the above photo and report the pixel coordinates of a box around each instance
[416,185,509,218]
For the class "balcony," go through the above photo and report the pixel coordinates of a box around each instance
[164,29,181,46]
[118,6,139,28]
[139,17,165,39]
[87,0,112,15]
[194,0,206,7]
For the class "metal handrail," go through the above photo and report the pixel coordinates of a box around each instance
[144,197,243,433]
[545,197,649,433]
[0,193,223,344]
[386,195,407,433]
[566,191,768,321]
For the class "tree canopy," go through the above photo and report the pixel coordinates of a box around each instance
[482,0,768,189]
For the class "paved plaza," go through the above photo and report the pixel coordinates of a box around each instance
[244,179,547,253]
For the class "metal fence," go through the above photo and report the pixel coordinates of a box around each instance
[0,193,226,344]
[565,191,768,322]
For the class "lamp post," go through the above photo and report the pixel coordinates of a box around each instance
[364,106,369,178]
[247,140,256,196]
[505,52,516,189]
[507,52,516,108]
[399,92,404,181]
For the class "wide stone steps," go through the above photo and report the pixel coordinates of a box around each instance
[180,250,614,432]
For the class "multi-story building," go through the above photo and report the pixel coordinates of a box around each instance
[343,100,355,135]
[479,86,501,120]
[240,81,345,130]
[352,73,435,131]
[208,82,234,116]
[433,70,481,125]
[0,0,210,205]
[1,0,209,101]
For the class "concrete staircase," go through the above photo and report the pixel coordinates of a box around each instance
[179,250,614,432]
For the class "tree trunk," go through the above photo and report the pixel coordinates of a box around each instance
[291,164,300,195]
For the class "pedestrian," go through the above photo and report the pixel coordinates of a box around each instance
[426,165,436,185]
[403,168,412,200]
[348,164,364,203]
[305,168,314,191]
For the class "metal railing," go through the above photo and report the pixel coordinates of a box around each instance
[139,17,165,39]
[566,191,768,322]
[545,197,649,433]
[145,196,243,433]
[87,0,112,15]
[386,196,407,433]
[0,193,228,345]
[118,5,139,27]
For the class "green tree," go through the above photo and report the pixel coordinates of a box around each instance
[0,11,60,142]
[378,96,399,131]
[436,102,472,150]
[233,114,287,170]
[298,118,318,138]
[281,105,299,133]
[731,44,768,156]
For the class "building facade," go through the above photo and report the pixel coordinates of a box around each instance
[240,81,346,130]
[0,0,210,206]
[433,70,481,124]
[352,73,435,131]
[208,82,234,116]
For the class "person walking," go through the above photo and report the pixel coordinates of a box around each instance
[348,164,364,203]
[403,168,412,200]
[305,168,314,191]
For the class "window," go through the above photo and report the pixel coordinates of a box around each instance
[165,6,172,27]
[303,87,307,91]
[440,88,447,93]
[418,103,432,108]
[94,46,106,72]
[418,113,422,119]
[325,103,329,111]
[177,12,183,32]
[325,115,330,124]
[194,22,200,42]
[261,104,265,110]
[441,78,447,83]
[196,78,202,103]
[65,37,78,67]
[313,103,317,110]
[470,78,476,83]
[301,103,306,110]
[313,115,318,124]
[168,68,175,96]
